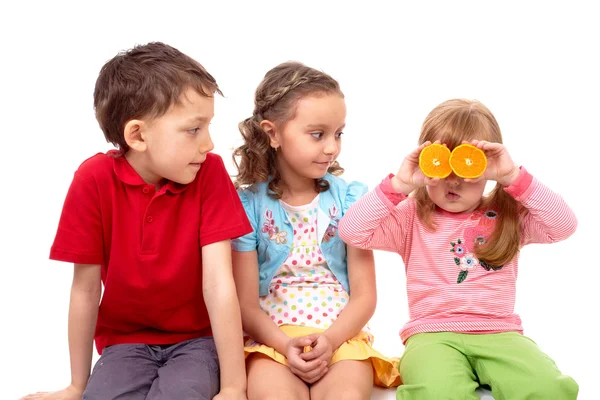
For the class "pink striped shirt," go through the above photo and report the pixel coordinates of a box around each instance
[338,168,577,343]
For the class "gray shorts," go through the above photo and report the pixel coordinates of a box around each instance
[83,337,220,400]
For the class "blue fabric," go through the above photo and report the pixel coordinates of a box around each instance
[232,174,367,296]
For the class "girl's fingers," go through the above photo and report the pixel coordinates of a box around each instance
[300,344,327,361]
[291,334,316,348]
[294,361,328,383]
[289,355,323,373]
[424,177,440,186]
[463,176,485,184]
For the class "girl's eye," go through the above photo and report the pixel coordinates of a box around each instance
[311,132,323,139]
[336,131,344,139]
[187,128,200,135]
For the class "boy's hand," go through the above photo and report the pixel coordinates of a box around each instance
[300,333,334,368]
[20,384,83,400]
[213,387,247,400]
[286,334,328,383]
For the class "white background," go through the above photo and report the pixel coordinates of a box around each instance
[1,1,598,399]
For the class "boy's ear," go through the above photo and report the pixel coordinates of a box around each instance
[124,120,147,152]
[259,120,280,149]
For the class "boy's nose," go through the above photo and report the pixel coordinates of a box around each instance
[199,133,214,153]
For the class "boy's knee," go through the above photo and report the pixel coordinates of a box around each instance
[150,367,219,400]
[166,386,214,400]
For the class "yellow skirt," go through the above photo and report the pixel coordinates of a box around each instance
[244,325,401,388]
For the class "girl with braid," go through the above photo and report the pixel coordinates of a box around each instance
[231,62,400,399]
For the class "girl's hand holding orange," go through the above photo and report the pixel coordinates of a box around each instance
[392,141,442,195]
[465,140,520,186]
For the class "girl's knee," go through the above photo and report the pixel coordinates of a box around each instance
[325,389,369,400]
[253,392,306,400]
[522,374,579,399]
[396,381,479,400]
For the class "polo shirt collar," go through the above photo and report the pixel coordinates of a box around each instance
[111,150,190,194]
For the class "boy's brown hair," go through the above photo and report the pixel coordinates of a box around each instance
[93,42,222,152]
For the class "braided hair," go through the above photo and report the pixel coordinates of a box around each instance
[233,62,344,198]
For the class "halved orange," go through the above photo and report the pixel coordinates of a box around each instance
[419,144,452,178]
[449,144,487,178]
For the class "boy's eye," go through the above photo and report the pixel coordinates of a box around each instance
[336,131,344,139]
[187,128,200,135]
[311,132,323,139]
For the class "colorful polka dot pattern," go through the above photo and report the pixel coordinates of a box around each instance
[258,196,356,330]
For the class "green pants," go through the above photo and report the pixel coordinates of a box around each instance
[396,332,578,400]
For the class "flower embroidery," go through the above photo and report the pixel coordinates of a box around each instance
[484,210,498,219]
[322,203,341,243]
[323,225,337,242]
[451,234,503,283]
[460,254,479,271]
[451,238,471,283]
[451,239,480,283]
[271,229,288,244]
[474,235,486,246]
[262,208,287,244]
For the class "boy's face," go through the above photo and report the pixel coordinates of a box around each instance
[137,88,215,185]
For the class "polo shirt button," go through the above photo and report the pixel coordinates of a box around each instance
[146,215,154,223]
[142,187,150,194]
[284,220,290,224]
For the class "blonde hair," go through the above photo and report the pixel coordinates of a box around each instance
[233,61,344,198]
[414,99,521,267]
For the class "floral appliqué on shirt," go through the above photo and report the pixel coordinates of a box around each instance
[262,208,287,244]
[451,210,504,283]
[322,203,340,243]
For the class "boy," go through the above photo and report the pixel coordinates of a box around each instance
[22,42,251,400]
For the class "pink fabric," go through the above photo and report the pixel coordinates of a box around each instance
[339,169,577,343]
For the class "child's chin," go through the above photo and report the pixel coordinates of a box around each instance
[173,174,198,185]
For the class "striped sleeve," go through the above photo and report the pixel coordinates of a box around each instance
[338,174,414,254]
[505,167,578,246]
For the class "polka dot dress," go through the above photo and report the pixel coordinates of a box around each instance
[259,195,368,334]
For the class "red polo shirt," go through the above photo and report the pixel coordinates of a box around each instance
[50,150,252,354]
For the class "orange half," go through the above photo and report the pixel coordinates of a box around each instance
[419,144,452,178]
[449,144,487,178]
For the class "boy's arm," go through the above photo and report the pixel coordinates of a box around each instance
[21,264,101,400]
[202,240,247,398]
[68,264,102,393]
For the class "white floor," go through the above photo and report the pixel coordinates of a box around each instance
[371,387,494,399]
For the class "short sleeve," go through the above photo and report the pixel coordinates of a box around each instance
[199,154,252,247]
[342,180,368,215]
[231,189,259,252]
[50,169,104,264]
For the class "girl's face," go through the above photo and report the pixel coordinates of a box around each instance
[273,93,346,182]
[426,171,487,214]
